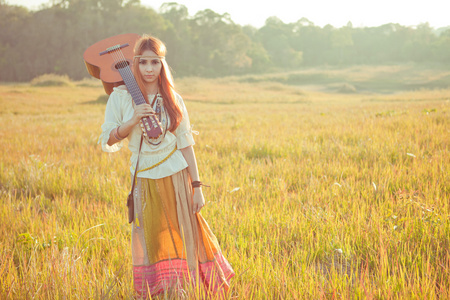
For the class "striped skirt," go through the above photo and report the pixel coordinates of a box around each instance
[131,168,234,298]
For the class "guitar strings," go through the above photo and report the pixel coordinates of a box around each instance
[111,48,142,106]
[119,49,144,106]
[114,49,138,102]
[110,49,136,102]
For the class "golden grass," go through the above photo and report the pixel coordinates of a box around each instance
[0,68,449,299]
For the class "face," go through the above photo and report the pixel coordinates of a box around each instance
[138,50,162,85]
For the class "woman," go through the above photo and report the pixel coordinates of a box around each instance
[99,35,234,298]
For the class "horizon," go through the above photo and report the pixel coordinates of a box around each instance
[5,0,450,29]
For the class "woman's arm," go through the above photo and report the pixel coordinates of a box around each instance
[180,145,205,214]
[107,103,156,146]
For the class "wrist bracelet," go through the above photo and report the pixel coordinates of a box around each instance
[113,127,125,141]
[191,181,210,188]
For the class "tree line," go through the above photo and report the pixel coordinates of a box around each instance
[1,0,450,82]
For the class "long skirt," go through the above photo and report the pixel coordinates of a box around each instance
[131,168,234,298]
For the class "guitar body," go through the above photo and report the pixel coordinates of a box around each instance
[84,33,164,143]
[83,33,140,95]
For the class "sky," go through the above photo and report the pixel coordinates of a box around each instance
[6,0,450,29]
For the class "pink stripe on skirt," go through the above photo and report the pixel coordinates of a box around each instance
[133,252,234,297]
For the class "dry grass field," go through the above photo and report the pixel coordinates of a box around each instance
[0,65,449,299]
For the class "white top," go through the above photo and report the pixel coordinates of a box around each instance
[98,87,195,179]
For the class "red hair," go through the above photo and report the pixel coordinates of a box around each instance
[132,35,182,132]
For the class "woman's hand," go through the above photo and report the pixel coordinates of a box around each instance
[179,146,206,214]
[131,103,155,126]
[192,188,205,214]
[107,103,156,145]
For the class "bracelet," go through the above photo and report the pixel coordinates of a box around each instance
[191,181,210,188]
[113,126,125,141]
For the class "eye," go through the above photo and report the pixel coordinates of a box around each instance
[139,59,148,65]
[151,59,161,65]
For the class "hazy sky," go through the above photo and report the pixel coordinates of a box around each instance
[6,0,450,29]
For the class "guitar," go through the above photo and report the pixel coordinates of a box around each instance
[83,33,163,142]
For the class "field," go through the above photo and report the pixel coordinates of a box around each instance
[0,65,449,299]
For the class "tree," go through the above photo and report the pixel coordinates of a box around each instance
[159,3,194,75]
[258,17,302,68]
[0,3,31,81]
[330,27,354,64]
[190,9,252,75]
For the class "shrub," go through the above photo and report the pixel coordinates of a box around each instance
[31,74,73,87]
[76,77,102,88]
[337,83,356,93]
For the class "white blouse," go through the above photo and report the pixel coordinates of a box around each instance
[98,87,195,179]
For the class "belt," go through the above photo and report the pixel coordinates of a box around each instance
[134,146,177,177]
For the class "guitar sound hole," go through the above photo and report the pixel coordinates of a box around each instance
[114,60,130,70]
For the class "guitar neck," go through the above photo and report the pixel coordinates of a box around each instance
[117,66,146,106]
[116,63,163,141]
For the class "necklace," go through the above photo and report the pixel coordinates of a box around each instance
[145,93,168,147]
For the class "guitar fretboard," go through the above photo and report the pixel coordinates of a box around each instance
[117,65,146,106]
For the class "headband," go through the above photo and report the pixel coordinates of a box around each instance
[134,55,165,60]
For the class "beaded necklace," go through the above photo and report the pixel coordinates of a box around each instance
[145,93,168,147]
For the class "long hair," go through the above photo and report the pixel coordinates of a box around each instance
[132,35,182,132]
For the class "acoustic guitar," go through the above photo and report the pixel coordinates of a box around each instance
[83,33,163,142]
